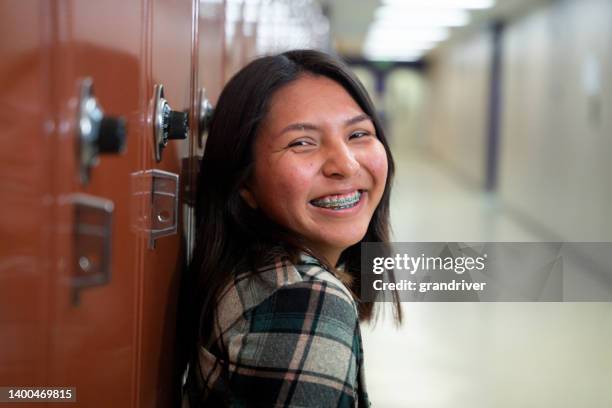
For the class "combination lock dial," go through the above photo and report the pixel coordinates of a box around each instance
[77,77,127,184]
[153,84,189,162]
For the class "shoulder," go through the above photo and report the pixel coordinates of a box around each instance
[245,278,359,352]
[225,270,361,406]
[204,253,363,406]
[212,252,357,346]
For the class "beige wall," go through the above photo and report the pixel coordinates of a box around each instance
[499,0,612,241]
[424,32,492,187]
[423,0,612,241]
[384,69,427,152]
[351,67,429,163]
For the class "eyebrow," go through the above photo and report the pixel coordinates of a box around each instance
[278,113,372,136]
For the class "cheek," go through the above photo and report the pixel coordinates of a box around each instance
[256,161,316,213]
[365,143,389,187]
[279,165,315,201]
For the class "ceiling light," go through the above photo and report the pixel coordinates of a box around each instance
[363,41,436,53]
[366,26,450,43]
[381,0,496,10]
[375,6,470,27]
[363,49,426,62]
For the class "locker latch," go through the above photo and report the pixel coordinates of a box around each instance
[71,193,114,305]
[131,169,179,249]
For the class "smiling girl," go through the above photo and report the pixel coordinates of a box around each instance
[180,50,401,407]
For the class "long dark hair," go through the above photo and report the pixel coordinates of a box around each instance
[178,49,401,393]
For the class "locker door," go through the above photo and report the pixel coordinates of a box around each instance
[0,0,54,394]
[0,0,141,406]
[45,0,198,405]
[198,0,226,107]
[136,0,198,406]
[43,0,145,406]
[192,0,226,244]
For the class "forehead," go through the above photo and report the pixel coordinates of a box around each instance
[263,74,366,129]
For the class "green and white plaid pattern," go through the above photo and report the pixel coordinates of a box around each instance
[184,253,370,407]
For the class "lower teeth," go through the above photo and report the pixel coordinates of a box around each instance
[332,204,356,210]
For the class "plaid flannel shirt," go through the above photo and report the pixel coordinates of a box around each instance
[183,252,370,407]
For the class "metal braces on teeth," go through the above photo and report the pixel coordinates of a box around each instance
[311,191,361,209]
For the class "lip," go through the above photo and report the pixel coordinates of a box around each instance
[308,190,367,216]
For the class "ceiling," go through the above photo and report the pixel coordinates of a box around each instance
[319,0,553,60]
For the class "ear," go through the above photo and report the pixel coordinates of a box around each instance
[239,187,258,209]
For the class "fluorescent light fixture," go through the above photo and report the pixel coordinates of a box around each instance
[363,33,438,51]
[363,41,436,54]
[363,27,445,62]
[362,32,435,62]
[381,0,496,10]
[363,0,496,61]
[375,6,470,27]
[363,49,425,62]
[366,26,450,43]
[362,38,435,61]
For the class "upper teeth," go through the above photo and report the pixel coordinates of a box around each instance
[311,190,361,208]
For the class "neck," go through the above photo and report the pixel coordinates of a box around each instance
[310,245,342,268]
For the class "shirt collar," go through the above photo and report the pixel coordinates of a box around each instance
[298,252,347,272]
[298,252,323,266]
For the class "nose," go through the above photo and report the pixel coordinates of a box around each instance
[321,141,360,178]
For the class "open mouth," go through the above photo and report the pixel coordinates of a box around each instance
[310,190,363,211]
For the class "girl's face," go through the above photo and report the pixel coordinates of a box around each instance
[240,74,388,266]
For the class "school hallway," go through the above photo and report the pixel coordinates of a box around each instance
[361,149,612,408]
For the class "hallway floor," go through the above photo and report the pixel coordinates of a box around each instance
[361,150,612,408]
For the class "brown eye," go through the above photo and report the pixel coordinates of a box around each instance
[286,138,316,150]
[288,140,313,147]
[349,130,371,139]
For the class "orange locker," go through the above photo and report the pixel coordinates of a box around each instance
[0,0,228,406]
